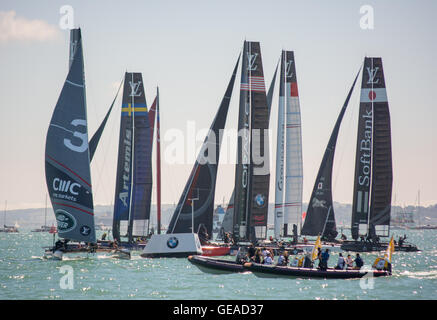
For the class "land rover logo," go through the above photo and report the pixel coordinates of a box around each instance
[167,237,179,249]
[80,225,91,236]
[55,209,76,233]
[255,194,266,207]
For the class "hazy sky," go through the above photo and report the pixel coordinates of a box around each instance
[0,0,436,210]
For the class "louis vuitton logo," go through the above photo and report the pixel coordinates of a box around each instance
[247,53,258,71]
[286,60,293,78]
[366,67,379,84]
[129,80,142,97]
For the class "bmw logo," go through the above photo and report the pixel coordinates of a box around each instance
[80,225,91,236]
[255,194,266,207]
[167,237,179,249]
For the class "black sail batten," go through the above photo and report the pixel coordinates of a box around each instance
[45,30,96,243]
[301,68,361,239]
[89,79,123,161]
[367,58,392,238]
[167,54,240,235]
[233,41,270,242]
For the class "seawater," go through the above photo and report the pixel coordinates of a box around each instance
[1,229,436,300]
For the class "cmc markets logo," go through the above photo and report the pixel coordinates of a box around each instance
[167,237,179,249]
[55,209,77,233]
[255,194,266,208]
[53,178,81,195]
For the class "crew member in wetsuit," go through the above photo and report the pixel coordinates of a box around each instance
[198,224,210,245]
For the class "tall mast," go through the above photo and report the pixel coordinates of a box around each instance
[274,51,286,239]
[127,73,135,243]
[156,87,161,234]
[3,200,6,227]
[44,194,47,226]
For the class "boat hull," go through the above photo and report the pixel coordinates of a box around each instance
[201,245,231,257]
[340,241,419,252]
[244,263,390,279]
[140,233,203,258]
[188,255,246,274]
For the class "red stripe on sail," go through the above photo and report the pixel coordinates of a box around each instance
[53,202,94,216]
[46,154,91,188]
[290,82,299,97]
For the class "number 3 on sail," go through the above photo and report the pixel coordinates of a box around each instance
[63,119,89,153]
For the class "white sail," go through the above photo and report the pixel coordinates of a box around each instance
[284,51,303,236]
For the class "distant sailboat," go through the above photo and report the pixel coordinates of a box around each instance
[31,194,52,232]
[0,200,18,233]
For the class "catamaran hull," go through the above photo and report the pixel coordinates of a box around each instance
[140,233,203,258]
[188,255,246,274]
[244,263,390,279]
[340,241,419,252]
[201,245,231,257]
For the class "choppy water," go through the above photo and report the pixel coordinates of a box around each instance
[1,229,436,300]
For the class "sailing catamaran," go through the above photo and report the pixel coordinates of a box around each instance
[44,28,133,259]
[44,28,96,259]
[111,72,153,246]
[341,57,417,252]
[297,56,416,252]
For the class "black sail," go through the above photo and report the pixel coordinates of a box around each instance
[301,69,361,238]
[167,55,240,235]
[112,73,152,241]
[69,29,81,70]
[45,29,95,243]
[247,42,270,241]
[233,41,270,242]
[351,57,384,240]
[367,58,392,238]
[222,62,276,236]
[89,80,123,161]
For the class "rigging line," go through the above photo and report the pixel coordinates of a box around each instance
[332,63,363,196]
[92,75,125,205]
